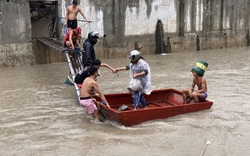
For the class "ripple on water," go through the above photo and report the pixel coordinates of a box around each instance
[1,48,250,155]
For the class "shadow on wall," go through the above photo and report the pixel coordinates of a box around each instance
[32,39,66,64]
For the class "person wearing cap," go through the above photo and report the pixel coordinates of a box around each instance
[63,27,82,50]
[115,50,152,110]
[182,66,208,104]
[82,31,99,69]
[64,0,89,31]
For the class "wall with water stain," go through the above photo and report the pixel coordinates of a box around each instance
[1,0,250,66]
[58,0,250,58]
[0,0,33,66]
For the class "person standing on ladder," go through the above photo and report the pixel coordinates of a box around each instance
[82,31,99,70]
[64,0,89,31]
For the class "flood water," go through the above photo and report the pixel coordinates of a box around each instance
[1,47,250,156]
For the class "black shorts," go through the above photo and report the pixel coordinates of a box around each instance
[67,19,77,29]
[64,41,76,48]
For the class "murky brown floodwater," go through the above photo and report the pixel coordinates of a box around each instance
[1,47,250,156]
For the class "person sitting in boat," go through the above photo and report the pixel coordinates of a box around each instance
[63,27,82,50]
[114,50,152,110]
[74,59,115,88]
[182,66,208,104]
[80,66,110,122]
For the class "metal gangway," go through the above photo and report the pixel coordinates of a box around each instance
[36,37,83,103]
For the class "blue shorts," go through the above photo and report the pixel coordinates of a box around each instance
[200,92,208,101]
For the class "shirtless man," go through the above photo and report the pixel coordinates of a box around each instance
[182,66,208,104]
[79,67,110,121]
[64,0,88,30]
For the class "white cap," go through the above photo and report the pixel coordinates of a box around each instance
[90,31,99,37]
[128,50,141,63]
[128,50,140,59]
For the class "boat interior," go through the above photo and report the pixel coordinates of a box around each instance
[101,89,191,112]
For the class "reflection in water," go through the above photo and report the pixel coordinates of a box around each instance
[1,47,250,156]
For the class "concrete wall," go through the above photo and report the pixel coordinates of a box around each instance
[57,0,250,58]
[0,0,33,66]
[0,0,250,66]
[32,39,66,64]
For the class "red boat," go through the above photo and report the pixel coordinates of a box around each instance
[61,51,213,126]
[98,88,213,126]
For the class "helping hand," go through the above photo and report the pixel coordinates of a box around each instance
[114,68,119,73]
[111,68,116,73]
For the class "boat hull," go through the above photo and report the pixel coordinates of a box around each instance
[98,88,213,126]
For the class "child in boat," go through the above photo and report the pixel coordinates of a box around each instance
[182,66,208,104]
[115,50,152,110]
[79,67,110,121]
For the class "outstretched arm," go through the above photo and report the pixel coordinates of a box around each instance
[100,63,115,73]
[115,65,130,73]
[78,8,88,22]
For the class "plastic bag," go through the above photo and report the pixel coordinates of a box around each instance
[128,78,142,92]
